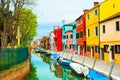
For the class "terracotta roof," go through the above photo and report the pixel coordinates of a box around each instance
[42,36,49,40]
[76,15,83,21]
[100,12,120,23]
[50,31,54,33]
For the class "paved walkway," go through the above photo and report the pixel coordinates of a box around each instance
[40,49,120,80]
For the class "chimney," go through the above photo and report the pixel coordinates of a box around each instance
[83,9,89,14]
[94,2,99,7]
[62,20,65,26]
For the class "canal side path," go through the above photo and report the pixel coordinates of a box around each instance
[39,48,120,80]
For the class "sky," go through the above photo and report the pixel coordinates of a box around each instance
[32,0,104,40]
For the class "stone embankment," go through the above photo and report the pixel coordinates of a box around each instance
[41,49,120,80]
[0,59,30,80]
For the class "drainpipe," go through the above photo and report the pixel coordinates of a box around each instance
[98,4,101,60]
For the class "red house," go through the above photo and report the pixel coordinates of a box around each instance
[76,10,88,56]
[54,27,62,52]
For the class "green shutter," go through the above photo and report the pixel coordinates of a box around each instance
[88,29,90,37]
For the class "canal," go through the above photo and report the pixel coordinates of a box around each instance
[30,53,89,80]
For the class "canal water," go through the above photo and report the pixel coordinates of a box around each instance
[31,53,89,80]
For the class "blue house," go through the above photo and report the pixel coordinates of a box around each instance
[62,21,73,51]
[72,21,77,53]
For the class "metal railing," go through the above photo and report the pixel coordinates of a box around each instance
[0,48,28,71]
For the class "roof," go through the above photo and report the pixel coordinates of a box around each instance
[64,23,73,26]
[100,12,120,23]
[76,15,83,21]
[86,5,99,15]
[50,31,54,33]
[42,36,49,41]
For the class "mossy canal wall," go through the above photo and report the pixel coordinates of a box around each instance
[0,59,30,80]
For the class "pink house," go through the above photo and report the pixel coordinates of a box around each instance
[64,30,74,53]
[49,31,56,51]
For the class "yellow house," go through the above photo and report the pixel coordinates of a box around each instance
[86,2,100,59]
[100,0,120,64]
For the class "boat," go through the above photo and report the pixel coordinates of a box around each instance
[58,59,72,66]
[34,48,40,53]
[70,63,89,76]
[50,53,60,60]
[88,70,110,80]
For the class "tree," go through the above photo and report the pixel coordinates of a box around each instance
[0,0,36,48]
[18,8,37,47]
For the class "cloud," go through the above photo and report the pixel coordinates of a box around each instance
[32,0,104,39]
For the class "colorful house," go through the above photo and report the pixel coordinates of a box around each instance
[62,21,73,51]
[54,26,62,52]
[100,0,120,64]
[49,31,56,51]
[86,2,100,59]
[72,21,77,53]
[41,36,49,50]
[64,30,74,53]
[76,10,88,56]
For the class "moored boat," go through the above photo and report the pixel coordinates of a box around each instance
[58,59,72,66]
[50,53,60,60]
[70,63,89,77]
[88,70,110,80]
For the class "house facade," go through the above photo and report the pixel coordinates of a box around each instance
[49,31,56,51]
[64,30,74,53]
[100,0,120,64]
[54,27,62,52]
[62,21,73,52]
[86,2,100,59]
[72,21,77,53]
[41,36,49,50]
[76,10,87,56]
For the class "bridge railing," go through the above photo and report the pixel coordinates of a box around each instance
[0,48,28,71]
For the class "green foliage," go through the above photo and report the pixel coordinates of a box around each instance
[25,63,39,80]
[18,8,37,47]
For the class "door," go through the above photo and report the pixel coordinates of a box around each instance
[91,47,94,57]
[111,46,115,60]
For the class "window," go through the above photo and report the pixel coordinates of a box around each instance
[115,45,120,54]
[73,25,76,29]
[102,25,105,33]
[95,27,98,36]
[66,35,68,39]
[95,46,99,53]
[70,34,73,39]
[76,45,78,50]
[104,45,109,52]
[88,29,90,37]
[87,46,91,52]
[87,14,90,20]
[70,44,73,49]
[63,35,65,39]
[116,21,120,31]
[80,32,83,38]
[76,33,79,39]
[94,9,98,16]
[80,45,83,50]
[65,45,67,49]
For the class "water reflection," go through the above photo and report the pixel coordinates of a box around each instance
[32,53,89,80]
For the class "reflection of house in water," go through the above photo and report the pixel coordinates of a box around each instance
[50,59,62,78]
[62,68,89,80]
[42,54,50,64]
[55,64,62,78]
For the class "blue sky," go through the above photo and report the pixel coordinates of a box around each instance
[33,0,104,40]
